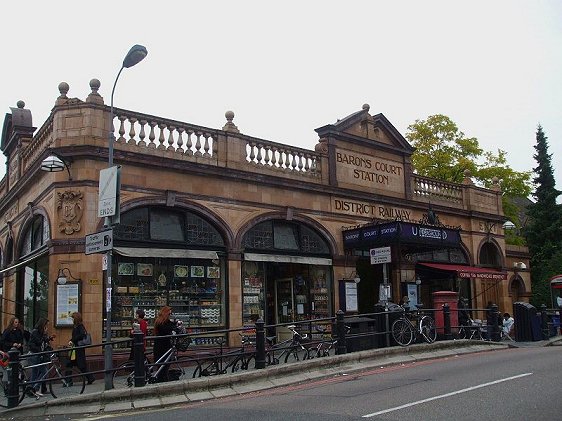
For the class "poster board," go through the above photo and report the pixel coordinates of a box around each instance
[338,280,358,313]
[55,282,81,327]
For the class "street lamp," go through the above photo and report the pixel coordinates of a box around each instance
[104,44,148,390]
[40,152,72,180]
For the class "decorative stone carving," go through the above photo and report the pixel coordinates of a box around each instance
[57,190,83,235]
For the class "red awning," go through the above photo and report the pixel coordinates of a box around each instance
[418,263,507,280]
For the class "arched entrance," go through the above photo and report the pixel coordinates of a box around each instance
[240,218,333,339]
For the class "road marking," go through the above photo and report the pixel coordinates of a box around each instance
[362,372,533,418]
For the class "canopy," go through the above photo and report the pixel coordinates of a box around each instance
[418,262,507,280]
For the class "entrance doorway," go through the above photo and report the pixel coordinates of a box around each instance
[241,261,332,339]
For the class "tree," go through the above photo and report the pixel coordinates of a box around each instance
[405,115,532,233]
[523,125,562,306]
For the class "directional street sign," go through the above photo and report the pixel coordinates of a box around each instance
[85,229,113,255]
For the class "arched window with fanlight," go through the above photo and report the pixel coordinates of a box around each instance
[16,215,50,331]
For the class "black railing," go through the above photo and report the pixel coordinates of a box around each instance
[3,302,560,410]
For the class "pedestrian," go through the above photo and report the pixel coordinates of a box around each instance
[28,317,54,397]
[128,309,149,360]
[1,317,25,353]
[502,312,514,339]
[153,306,175,382]
[67,312,95,385]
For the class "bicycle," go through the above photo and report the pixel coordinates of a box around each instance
[192,334,255,377]
[113,331,191,387]
[0,349,86,405]
[305,324,350,359]
[391,306,437,346]
[264,325,309,365]
[456,319,484,340]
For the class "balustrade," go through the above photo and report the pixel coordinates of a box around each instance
[246,139,320,178]
[412,175,463,204]
[113,109,217,159]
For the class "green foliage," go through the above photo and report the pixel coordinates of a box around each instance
[523,125,562,306]
[406,115,532,232]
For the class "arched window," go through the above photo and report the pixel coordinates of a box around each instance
[242,220,330,255]
[479,242,502,267]
[114,207,224,247]
[17,215,50,330]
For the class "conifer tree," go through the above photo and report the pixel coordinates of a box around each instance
[523,125,562,306]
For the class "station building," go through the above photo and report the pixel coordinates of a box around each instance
[0,79,531,349]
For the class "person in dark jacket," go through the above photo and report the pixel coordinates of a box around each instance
[67,312,95,385]
[1,317,25,353]
[28,318,54,396]
[153,306,176,382]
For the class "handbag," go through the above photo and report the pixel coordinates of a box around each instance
[77,333,92,346]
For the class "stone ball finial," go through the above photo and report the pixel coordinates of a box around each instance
[89,78,101,94]
[464,169,471,177]
[16,100,25,109]
[492,176,499,184]
[58,82,69,98]
[223,110,239,133]
[362,103,370,112]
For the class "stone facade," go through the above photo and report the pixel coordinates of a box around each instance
[0,80,531,351]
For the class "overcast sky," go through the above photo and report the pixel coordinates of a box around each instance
[2,1,561,190]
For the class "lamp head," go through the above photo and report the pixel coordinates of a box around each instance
[56,269,68,285]
[123,44,148,68]
[40,153,72,180]
[41,155,65,172]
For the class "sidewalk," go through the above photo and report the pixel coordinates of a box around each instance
[3,336,562,419]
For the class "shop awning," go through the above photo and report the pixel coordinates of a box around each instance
[114,247,219,260]
[418,263,507,280]
[244,253,332,266]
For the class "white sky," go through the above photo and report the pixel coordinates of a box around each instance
[2,1,561,189]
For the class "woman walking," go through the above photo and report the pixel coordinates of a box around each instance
[153,306,175,382]
[1,317,25,353]
[28,318,54,397]
[68,312,95,385]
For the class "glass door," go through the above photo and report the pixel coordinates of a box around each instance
[275,278,294,324]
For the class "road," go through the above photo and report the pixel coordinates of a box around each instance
[23,347,562,421]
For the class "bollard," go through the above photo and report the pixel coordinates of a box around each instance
[490,304,501,341]
[540,304,549,339]
[7,347,21,409]
[255,319,266,369]
[443,303,452,340]
[133,330,145,387]
[336,310,347,355]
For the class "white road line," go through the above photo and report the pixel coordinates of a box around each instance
[362,372,533,418]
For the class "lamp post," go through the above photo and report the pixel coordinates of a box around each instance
[104,44,148,390]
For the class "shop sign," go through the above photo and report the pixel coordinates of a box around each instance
[370,246,391,264]
[343,221,461,248]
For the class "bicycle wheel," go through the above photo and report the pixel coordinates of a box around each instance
[113,362,136,388]
[192,358,218,377]
[0,366,24,407]
[49,366,85,399]
[392,318,414,346]
[420,317,437,343]
[283,345,307,363]
[456,326,467,340]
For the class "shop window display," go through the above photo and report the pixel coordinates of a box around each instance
[111,257,225,347]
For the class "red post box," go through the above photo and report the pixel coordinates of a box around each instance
[432,291,459,334]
